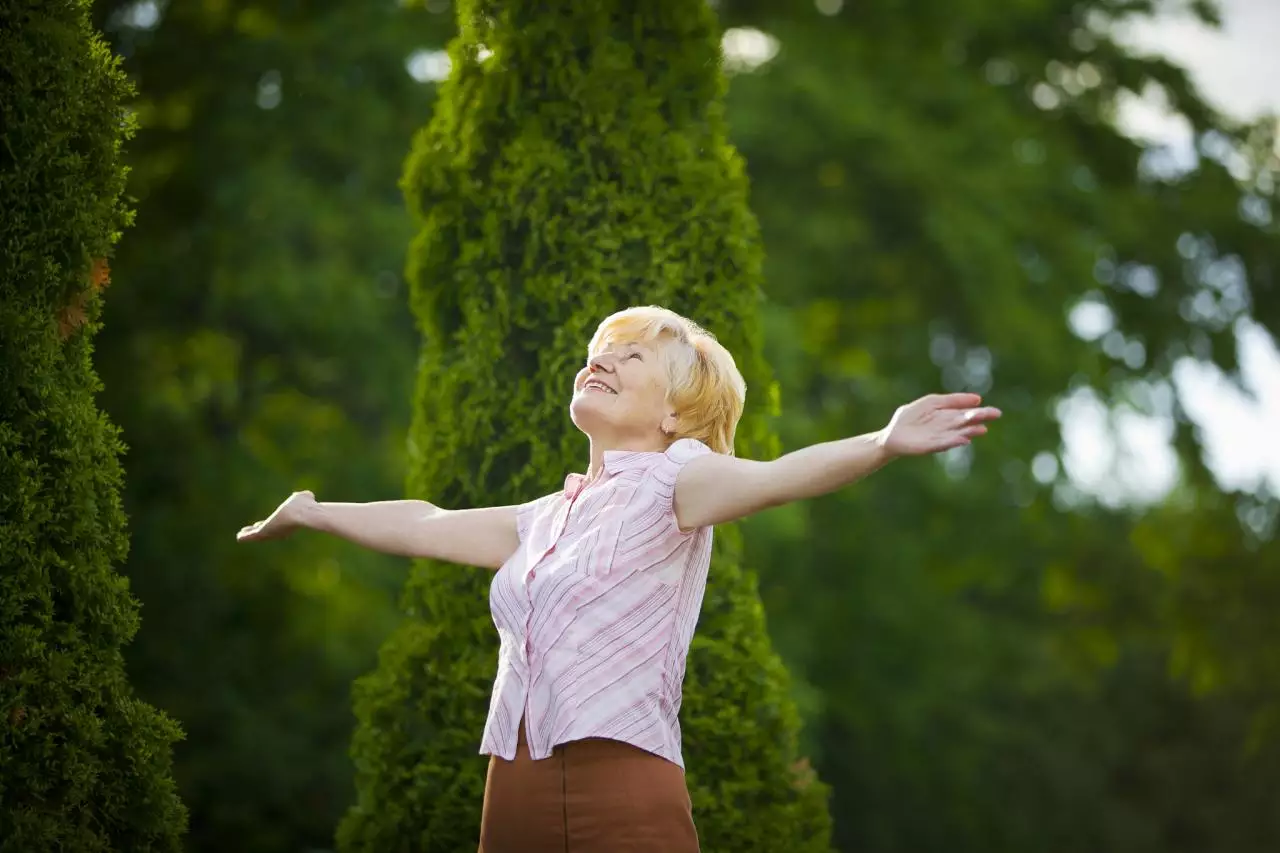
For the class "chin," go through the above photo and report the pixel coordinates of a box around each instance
[569,392,610,434]
[568,393,592,432]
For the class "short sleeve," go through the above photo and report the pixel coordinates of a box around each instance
[515,492,558,543]
[664,437,714,468]
[657,438,715,535]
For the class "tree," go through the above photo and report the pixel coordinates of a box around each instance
[0,0,186,849]
[339,2,832,850]
[711,0,1280,850]
[87,1,454,849]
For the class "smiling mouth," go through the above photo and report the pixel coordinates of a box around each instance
[583,380,617,395]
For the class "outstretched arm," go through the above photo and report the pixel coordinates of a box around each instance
[674,393,1001,530]
[237,491,521,570]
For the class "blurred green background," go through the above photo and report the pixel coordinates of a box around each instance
[86,0,1279,850]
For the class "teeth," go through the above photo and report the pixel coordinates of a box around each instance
[585,381,616,394]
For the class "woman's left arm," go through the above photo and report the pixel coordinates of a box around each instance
[673,392,1002,530]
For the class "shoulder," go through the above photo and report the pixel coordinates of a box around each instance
[522,490,563,512]
[663,437,714,466]
[516,490,562,539]
[654,440,720,533]
[645,439,715,493]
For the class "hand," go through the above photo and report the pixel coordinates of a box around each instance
[236,490,318,542]
[877,393,1002,458]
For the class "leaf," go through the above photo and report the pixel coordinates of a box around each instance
[57,290,91,339]
[90,256,111,290]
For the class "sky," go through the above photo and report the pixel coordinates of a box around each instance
[1061,0,1280,506]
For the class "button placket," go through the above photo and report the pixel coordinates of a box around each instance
[519,474,604,758]
[521,493,576,757]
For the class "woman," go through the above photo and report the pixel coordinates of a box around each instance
[237,305,1001,851]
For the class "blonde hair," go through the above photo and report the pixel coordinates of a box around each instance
[588,306,746,455]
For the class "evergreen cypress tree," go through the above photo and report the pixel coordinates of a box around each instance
[0,0,187,849]
[339,2,833,850]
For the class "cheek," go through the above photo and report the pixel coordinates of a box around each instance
[640,377,671,412]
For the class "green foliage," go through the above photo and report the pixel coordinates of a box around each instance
[0,0,186,849]
[715,0,1280,849]
[24,0,1274,849]
[339,2,831,850]
[86,1,454,849]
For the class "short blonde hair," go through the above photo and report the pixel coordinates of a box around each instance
[588,306,746,455]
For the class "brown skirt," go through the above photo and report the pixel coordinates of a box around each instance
[477,719,700,853]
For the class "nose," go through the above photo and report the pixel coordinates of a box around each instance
[587,353,616,373]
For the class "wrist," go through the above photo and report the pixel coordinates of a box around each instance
[298,498,328,532]
[870,430,899,464]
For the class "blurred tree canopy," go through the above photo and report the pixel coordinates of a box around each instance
[715,0,1280,850]
[90,1,451,849]
[81,0,1279,850]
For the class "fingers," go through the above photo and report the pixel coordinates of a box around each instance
[945,425,987,447]
[932,414,992,453]
[237,521,264,541]
[960,406,1002,424]
[934,392,984,410]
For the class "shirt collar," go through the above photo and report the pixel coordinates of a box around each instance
[562,449,665,499]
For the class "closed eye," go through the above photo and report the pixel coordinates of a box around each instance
[627,352,642,360]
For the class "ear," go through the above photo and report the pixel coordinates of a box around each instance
[660,412,678,437]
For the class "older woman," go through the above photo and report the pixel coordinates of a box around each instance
[237,305,1000,852]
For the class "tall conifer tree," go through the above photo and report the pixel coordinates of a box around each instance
[340,2,832,850]
[0,1,186,849]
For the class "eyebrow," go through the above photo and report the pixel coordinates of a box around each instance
[596,340,646,353]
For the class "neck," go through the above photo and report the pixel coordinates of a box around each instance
[585,433,670,480]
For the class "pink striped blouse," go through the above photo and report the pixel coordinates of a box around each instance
[481,438,714,769]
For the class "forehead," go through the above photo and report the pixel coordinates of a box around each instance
[592,335,663,355]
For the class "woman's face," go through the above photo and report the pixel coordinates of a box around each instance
[569,340,676,448]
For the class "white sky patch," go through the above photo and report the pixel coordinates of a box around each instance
[721,27,780,74]
[407,49,452,83]
[1173,318,1280,495]
[1112,0,1280,123]
[1058,386,1182,508]
[126,0,161,29]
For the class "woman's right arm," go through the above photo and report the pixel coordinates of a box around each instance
[236,491,521,570]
